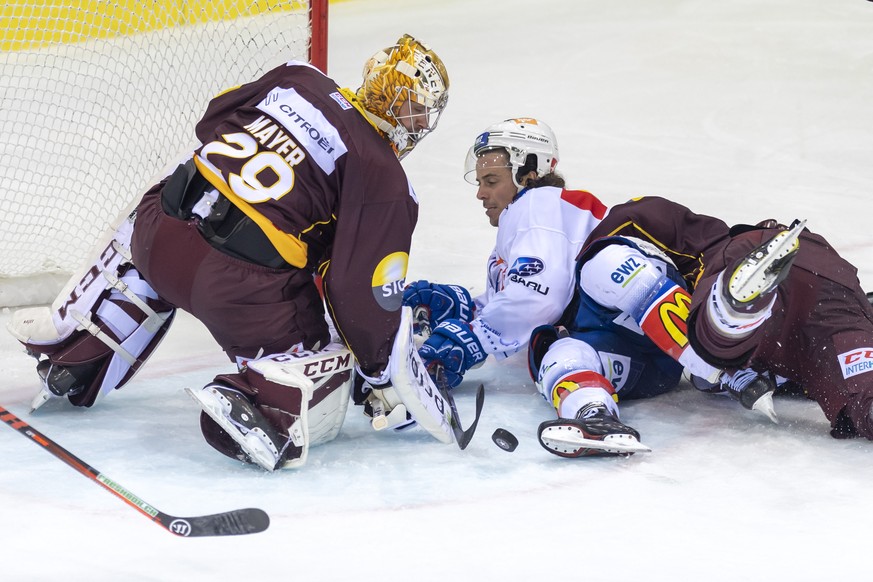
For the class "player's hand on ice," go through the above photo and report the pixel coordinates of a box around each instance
[418,319,486,388]
[402,281,474,335]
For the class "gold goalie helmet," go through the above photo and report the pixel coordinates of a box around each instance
[357,34,450,159]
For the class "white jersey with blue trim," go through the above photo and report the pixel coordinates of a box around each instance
[471,185,608,359]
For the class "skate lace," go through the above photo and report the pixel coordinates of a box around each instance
[576,402,609,421]
[723,368,759,393]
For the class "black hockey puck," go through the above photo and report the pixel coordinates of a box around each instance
[491,428,518,452]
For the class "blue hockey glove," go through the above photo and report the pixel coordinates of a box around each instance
[418,319,486,388]
[402,281,474,335]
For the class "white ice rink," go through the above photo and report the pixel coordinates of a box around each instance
[2,0,872,580]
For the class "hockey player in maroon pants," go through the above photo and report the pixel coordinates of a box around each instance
[536,195,873,453]
[8,34,455,471]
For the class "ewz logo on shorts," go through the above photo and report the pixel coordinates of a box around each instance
[838,348,873,379]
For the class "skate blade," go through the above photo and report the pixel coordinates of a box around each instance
[29,388,54,413]
[751,391,779,424]
[540,425,652,456]
[729,219,806,302]
[185,387,278,472]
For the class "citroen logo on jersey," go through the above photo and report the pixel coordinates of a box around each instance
[372,252,409,311]
[508,257,545,278]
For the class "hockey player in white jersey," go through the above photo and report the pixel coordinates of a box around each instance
[404,118,607,381]
[405,119,724,458]
[403,119,658,455]
[406,120,799,459]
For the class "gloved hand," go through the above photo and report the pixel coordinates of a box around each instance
[357,377,416,431]
[418,319,486,388]
[402,281,474,335]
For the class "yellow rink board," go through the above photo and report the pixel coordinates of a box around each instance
[0,0,305,51]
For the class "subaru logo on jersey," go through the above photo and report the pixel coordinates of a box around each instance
[508,257,545,278]
[507,257,549,295]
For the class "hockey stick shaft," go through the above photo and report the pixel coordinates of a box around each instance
[0,405,268,537]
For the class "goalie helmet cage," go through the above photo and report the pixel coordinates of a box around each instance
[0,0,329,307]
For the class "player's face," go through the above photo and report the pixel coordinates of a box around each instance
[393,99,429,134]
[474,151,516,227]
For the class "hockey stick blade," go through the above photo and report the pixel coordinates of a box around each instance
[0,405,269,537]
[433,367,485,450]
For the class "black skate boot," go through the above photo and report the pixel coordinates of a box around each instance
[538,402,650,458]
[31,359,102,412]
[186,383,285,471]
[36,359,98,397]
[721,369,778,423]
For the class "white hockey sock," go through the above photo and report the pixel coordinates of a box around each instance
[706,275,775,339]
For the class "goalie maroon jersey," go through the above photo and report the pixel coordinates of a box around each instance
[586,196,873,439]
[133,61,417,377]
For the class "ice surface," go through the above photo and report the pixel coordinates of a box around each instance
[2,0,872,580]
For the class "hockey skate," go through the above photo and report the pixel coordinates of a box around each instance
[691,369,778,423]
[725,219,805,311]
[538,403,651,458]
[31,359,100,412]
[186,384,284,472]
[722,369,778,423]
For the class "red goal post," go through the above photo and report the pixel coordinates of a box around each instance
[0,0,329,307]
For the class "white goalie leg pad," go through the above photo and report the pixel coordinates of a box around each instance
[8,207,137,347]
[388,307,455,444]
[245,357,314,469]
[9,226,174,411]
[246,343,354,469]
[256,343,355,446]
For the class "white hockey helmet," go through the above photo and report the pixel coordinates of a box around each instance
[356,34,450,160]
[463,118,559,190]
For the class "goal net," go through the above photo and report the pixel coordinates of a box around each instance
[0,0,327,306]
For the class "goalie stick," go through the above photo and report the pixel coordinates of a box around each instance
[391,306,485,449]
[0,405,269,537]
[433,365,484,450]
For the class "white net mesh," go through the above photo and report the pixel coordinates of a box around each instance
[0,1,315,304]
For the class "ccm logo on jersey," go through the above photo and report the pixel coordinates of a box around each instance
[508,257,549,295]
[838,348,873,379]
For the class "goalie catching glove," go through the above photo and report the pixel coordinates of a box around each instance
[418,319,486,388]
[402,281,474,335]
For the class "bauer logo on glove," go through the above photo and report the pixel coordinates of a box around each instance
[418,319,485,388]
[402,281,475,335]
